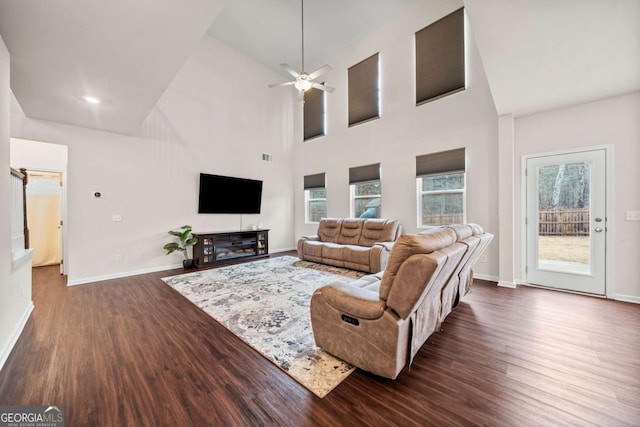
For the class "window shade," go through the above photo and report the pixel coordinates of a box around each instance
[304,173,326,190]
[303,87,324,141]
[349,163,380,184]
[348,53,379,126]
[416,148,465,177]
[415,8,465,105]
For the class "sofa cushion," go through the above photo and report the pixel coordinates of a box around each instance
[337,219,364,245]
[358,219,399,247]
[318,218,343,243]
[302,240,324,258]
[379,228,457,301]
[322,242,344,261]
[343,245,371,266]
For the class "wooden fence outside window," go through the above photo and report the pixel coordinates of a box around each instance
[538,209,590,236]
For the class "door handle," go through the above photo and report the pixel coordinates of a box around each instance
[594,227,603,233]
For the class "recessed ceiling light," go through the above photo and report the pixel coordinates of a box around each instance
[82,96,101,104]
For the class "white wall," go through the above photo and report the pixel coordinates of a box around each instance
[292,0,500,279]
[513,92,640,302]
[0,35,33,371]
[10,35,296,285]
[10,138,68,171]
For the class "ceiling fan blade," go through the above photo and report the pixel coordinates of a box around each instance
[308,64,331,80]
[311,82,335,93]
[268,81,295,88]
[280,63,300,78]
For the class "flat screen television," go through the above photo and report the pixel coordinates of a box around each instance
[198,173,263,214]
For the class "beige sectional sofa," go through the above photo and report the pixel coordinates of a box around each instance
[310,224,493,379]
[297,218,401,273]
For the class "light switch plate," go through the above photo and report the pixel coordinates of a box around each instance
[626,211,640,221]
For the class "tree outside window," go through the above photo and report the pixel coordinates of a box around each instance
[418,172,465,226]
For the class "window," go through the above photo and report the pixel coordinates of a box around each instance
[303,87,325,141]
[349,163,381,218]
[416,148,466,227]
[415,8,465,105]
[348,53,380,126]
[304,173,326,223]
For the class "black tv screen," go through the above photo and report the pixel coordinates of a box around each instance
[198,173,263,214]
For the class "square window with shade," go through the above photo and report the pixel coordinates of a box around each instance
[349,163,381,218]
[416,148,466,227]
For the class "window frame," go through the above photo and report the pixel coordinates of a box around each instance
[415,7,466,106]
[348,53,380,127]
[416,172,466,228]
[305,187,327,224]
[350,179,382,219]
[303,86,326,141]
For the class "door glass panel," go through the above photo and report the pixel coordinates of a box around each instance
[537,162,591,274]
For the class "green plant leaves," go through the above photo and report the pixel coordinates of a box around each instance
[165,225,198,258]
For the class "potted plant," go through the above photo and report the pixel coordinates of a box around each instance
[164,225,198,268]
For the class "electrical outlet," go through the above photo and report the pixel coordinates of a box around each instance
[112,214,122,222]
[626,211,640,221]
[115,254,123,262]
[480,255,488,263]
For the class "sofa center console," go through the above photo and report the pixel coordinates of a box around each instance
[193,229,269,267]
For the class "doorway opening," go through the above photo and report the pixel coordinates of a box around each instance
[10,138,69,277]
[25,170,63,269]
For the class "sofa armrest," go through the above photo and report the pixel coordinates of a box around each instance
[375,241,395,251]
[297,235,320,258]
[313,280,385,320]
[369,241,396,272]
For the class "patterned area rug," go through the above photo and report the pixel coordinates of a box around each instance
[161,255,365,398]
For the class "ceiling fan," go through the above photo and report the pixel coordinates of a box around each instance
[268,0,334,98]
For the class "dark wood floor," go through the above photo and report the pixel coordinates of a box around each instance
[1,254,639,426]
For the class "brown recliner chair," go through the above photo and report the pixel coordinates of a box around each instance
[310,224,493,379]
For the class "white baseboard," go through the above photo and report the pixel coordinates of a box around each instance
[497,280,518,288]
[474,273,498,283]
[66,250,300,286]
[271,246,297,254]
[0,301,34,373]
[611,294,640,305]
[67,264,182,286]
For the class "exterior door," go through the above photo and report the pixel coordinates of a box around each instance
[525,148,606,295]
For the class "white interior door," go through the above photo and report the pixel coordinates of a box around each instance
[525,149,606,295]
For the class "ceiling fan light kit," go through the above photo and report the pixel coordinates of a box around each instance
[268,0,334,96]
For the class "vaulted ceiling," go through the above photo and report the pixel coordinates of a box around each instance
[0,0,638,135]
[464,0,640,115]
[0,0,226,135]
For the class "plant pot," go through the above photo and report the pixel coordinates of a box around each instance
[183,259,195,269]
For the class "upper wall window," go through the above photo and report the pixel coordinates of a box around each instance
[304,173,326,223]
[304,87,325,141]
[415,8,465,105]
[416,148,466,227]
[349,163,381,218]
[348,53,380,126]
